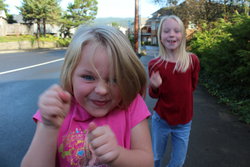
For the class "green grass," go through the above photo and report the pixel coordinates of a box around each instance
[0,35,71,47]
[0,35,35,42]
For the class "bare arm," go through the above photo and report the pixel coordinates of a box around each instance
[21,84,71,167]
[111,119,153,167]
[21,123,59,167]
[88,119,154,167]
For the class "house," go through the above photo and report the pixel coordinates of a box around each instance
[12,14,61,36]
[0,12,61,37]
[127,17,148,41]
[0,12,32,36]
[0,10,8,36]
[118,26,127,35]
[140,4,198,45]
[127,8,175,46]
[141,8,176,45]
[141,17,160,45]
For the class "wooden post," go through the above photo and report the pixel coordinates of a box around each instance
[134,0,139,53]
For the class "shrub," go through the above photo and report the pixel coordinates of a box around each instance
[56,38,71,47]
[189,14,250,123]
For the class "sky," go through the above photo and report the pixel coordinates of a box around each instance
[5,0,162,18]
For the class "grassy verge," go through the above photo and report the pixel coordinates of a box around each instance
[0,35,71,47]
[0,35,35,42]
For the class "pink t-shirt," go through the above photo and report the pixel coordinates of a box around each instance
[33,94,150,167]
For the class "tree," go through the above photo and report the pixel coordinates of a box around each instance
[19,0,61,37]
[0,0,18,24]
[40,0,61,36]
[60,0,98,38]
[153,0,179,6]
[0,0,8,13]
[152,0,247,27]
[6,14,17,23]
[111,22,120,28]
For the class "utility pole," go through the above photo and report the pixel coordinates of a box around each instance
[134,0,139,53]
[138,0,141,54]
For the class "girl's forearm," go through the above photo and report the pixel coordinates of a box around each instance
[110,147,154,167]
[21,123,59,167]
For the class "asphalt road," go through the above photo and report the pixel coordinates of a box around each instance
[0,48,249,167]
[0,49,66,167]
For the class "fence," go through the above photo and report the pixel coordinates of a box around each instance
[0,20,60,36]
[0,41,58,51]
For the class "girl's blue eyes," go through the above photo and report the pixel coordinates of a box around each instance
[82,75,95,81]
[81,75,117,84]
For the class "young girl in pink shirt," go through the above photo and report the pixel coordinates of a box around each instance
[21,25,153,167]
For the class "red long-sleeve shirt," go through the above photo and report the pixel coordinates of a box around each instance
[148,54,200,125]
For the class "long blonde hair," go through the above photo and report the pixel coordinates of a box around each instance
[60,25,147,109]
[157,15,192,72]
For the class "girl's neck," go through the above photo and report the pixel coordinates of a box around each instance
[165,50,178,62]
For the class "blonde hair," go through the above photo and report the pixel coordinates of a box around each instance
[157,15,191,72]
[60,25,147,109]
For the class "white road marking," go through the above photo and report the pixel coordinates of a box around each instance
[0,58,64,75]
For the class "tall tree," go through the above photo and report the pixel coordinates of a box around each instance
[153,0,179,6]
[19,0,40,37]
[40,0,61,36]
[152,0,247,27]
[60,0,98,38]
[19,0,61,37]
[0,0,8,13]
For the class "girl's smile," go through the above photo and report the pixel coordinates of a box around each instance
[90,98,110,106]
[167,39,177,46]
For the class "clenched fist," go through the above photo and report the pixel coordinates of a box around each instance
[150,71,162,89]
[88,122,121,164]
[38,84,71,129]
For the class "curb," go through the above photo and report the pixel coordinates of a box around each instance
[0,47,68,54]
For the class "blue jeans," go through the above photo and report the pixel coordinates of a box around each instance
[151,112,192,167]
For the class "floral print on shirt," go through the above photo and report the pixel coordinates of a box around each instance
[58,127,108,167]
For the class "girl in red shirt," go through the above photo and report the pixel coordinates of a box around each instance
[148,15,200,167]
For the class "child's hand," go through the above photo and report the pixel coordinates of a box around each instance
[150,71,162,89]
[88,122,120,164]
[38,84,71,129]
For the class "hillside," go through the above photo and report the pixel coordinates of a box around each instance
[93,17,134,28]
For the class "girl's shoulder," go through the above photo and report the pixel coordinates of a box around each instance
[127,94,151,119]
[188,53,200,66]
[148,57,162,67]
[188,53,200,71]
[128,94,144,109]
[189,53,199,62]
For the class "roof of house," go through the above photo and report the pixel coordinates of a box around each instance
[140,18,148,25]
[0,10,6,19]
[13,14,25,23]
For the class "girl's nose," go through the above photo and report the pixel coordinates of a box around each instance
[95,80,109,95]
[169,30,175,36]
